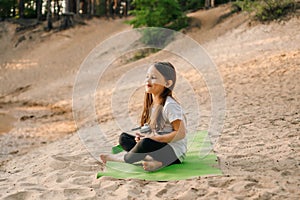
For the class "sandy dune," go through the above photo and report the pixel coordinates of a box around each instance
[0,4,299,199]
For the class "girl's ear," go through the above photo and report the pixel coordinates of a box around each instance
[165,80,173,88]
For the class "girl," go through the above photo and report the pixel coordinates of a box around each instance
[100,62,187,171]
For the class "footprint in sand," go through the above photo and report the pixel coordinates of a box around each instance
[63,188,96,199]
[228,180,258,193]
[42,170,74,184]
[49,155,71,170]
[69,176,93,185]
[38,190,64,199]
[51,153,100,172]
[177,188,202,200]
[69,162,99,172]
[2,191,32,200]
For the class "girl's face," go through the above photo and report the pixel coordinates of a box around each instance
[145,65,166,96]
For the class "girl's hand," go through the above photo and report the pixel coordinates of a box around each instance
[135,133,144,143]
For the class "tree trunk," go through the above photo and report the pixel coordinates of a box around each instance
[91,0,94,15]
[65,0,69,12]
[13,0,17,17]
[54,0,57,17]
[47,0,53,30]
[69,0,76,13]
[76,0,80,15]
[205,0,215,8]
[36,0,42,20]
[18,0,25,18]
[54,0,61,19]
[205,0,210,8]
[87,0,92,17]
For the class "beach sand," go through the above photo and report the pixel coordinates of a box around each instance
[0,4,299,199]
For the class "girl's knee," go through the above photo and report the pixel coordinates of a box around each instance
[118,132,136,152]
[118,132,127,144]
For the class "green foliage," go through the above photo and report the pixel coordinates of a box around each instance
[178,0,235,11]
[126,48,160,63]
[234,0,297,21]
[128,0,188,47]
[139,28,175,47]
[215,0,234,5]
[24,1,36,18]
[178,0,205,11]
[0,0,15,18]
[0,0,39,19]
[128,0,188,30]
[257,0,296,21]
[95,0,107,17]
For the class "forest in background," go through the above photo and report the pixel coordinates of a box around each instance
[0,0,229,20]
[0,0,298,31]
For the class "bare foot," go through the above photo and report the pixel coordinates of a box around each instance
[142,160,163,171]
[143,155,154,161]
[100,153,125,164]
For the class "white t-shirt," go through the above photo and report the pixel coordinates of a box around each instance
[154,96,187,162]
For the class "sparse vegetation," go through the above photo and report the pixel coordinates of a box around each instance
[127,0,188,47]
[234,0,297,21]
[128,0,188,30]
[125,48,160,63]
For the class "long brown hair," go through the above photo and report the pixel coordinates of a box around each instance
[140,62,176,131]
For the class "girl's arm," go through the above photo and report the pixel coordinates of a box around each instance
[149,119,186,143]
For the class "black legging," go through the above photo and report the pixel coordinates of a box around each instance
[119,132,181,167]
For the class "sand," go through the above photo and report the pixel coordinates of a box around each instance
[0,4,299,199]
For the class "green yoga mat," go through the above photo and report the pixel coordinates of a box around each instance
[97,131,222,181]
